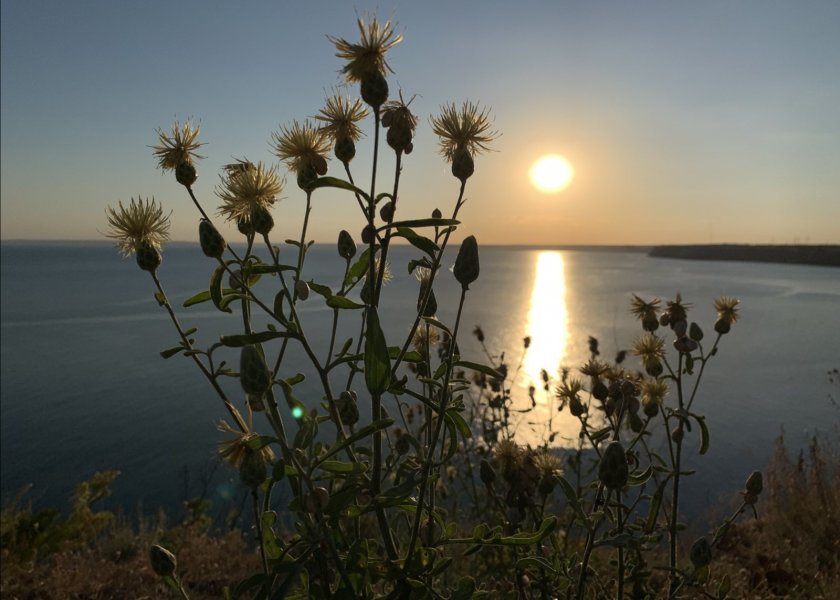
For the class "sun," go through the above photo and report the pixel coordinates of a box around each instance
[529,154,574,193]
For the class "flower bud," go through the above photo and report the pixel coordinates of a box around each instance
[569,395,584,417]
[337,230,356,260]
[453,235,480,289]
[689,537,712,568]
[240,345,271,395]
[336,390,359,425]
[673,336,698,353]
[295,280,310,301]
[451,147,475,182]
[239,450,267,489]
[689,322,704,342]
[598,441,629,490]
[199,219,225,259]
[297,164,318,191]
[379,201,395,223]
[479,459,496,485]
[251,206,274,236]
[592,380,609,401]
[334,136,356,163]
[628,412,644,433]
[432,208,442,219]
[672,319,688,338]
[361,224,376,245]
[745,470,763,496]
[386,122,412,153]
[714,318,731,335]
[149,544,177,577]
[361,72,388,108]
[671,426,684,444]
[175,162,197,187]
[418,286,437,317]
[135,240,162,273]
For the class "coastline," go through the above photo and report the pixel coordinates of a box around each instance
[649,244,840,267]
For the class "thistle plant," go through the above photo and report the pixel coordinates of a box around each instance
[107,16,756,600]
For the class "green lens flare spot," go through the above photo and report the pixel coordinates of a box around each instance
[291,406,304,419]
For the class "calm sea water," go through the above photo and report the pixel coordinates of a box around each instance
[2,242,838,521]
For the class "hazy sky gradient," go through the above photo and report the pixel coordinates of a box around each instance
[2,0,839,245]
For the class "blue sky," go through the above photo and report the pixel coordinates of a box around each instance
[2,0,839,245]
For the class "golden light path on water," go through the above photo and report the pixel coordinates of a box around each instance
[515,251,583,448]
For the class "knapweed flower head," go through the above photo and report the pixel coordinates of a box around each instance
[105,197,170,257]
[533,451,563,477]
[271,120,331,175]
[555,377,584,402]
[630,295,661,331]
[382,93,418,153]
[714,296,740,325]
[329,17,403,83]
[152,120,205,171]
[631,333,665,362]
[315,95,368,143]
[217,420,275,468]
[664,293,692,326]
[640,377,668,404]
[494,439,522,476]
[430,101,498,160]
[579,358,610,379]
[216,161,283,223]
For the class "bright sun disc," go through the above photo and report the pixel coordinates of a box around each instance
[529,154,574,193]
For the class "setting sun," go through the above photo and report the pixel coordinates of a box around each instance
[529,154,574,193]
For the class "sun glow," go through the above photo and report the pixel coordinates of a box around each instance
[529,154,574,193]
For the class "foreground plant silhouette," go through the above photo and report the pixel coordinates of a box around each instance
[105,16,757,600]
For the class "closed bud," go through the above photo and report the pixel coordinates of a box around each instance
[297,164,318,191]
[175,162,197,187]
[361,72,388,108]
[149,544,177,577]
[386,123,412,153]
[240,345,271,395]
[745,470,763,496]
[689,537,712,568]
[135,240,162,272]
[239,450,267,489]
[251,206,274,235]
[453,235,480,289]
[334,136,356,163]
[451,147,475,182]
[569,395,584,417]
[361,224,376,245]
[479,459,496,485]
[598,442,629,490]
[432,208,442,219]
[689,322,704,342]
[418,286,437,317]
[674,336,698,353]
[337,230,356,260]
[628,412,644,433]
[672,319,688,338]
[336,390,359,425]
[592,380,609,401]
[199,219,225,259]
[379,201,395,223]
[671,426,684,444]
[295,280,310,301]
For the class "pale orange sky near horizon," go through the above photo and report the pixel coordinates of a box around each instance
[2,1,839,246]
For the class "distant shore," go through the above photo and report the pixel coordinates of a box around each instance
[650,244,840,267]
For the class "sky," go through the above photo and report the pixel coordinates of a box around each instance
[2,0,839,246]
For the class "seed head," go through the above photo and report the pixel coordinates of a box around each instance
[329,17,403,83]
[152,120,205,171]
[105,197,171,258]
[714,296,740,326]
[430,101,498,161]
[271,119,331,176]
[315,95,369,144]
[216,161,283,223]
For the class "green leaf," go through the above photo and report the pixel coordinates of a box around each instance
[692,413,710,455]
[260,511,283,560]
[557,477,588,525]
[445,409,472,440]
[318,460,368,474]
[244,435,280,451]
[645,477,670,533]
[220,331,291,347]
[376,218,459,232]
[210,263,232,314]
[421,316,452,336]
[219,292,248,311]
[327,296,365,310]
[364,308,391,396]
[394,227,439,256]
[245,264,296,275]
[316,418,394,465]
[159,345,184,359]
[307,281,333,299]
[310,176,369,199]
[344,247,371,286]
[498,517,557,545]
[154,291,166,306]
[183,290,212,307]
[627,464,653,486]
[454,360,502,379]
[593,532,634,549]
[515,556,557,575]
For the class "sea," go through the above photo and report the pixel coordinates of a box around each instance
[2,241,838,523]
